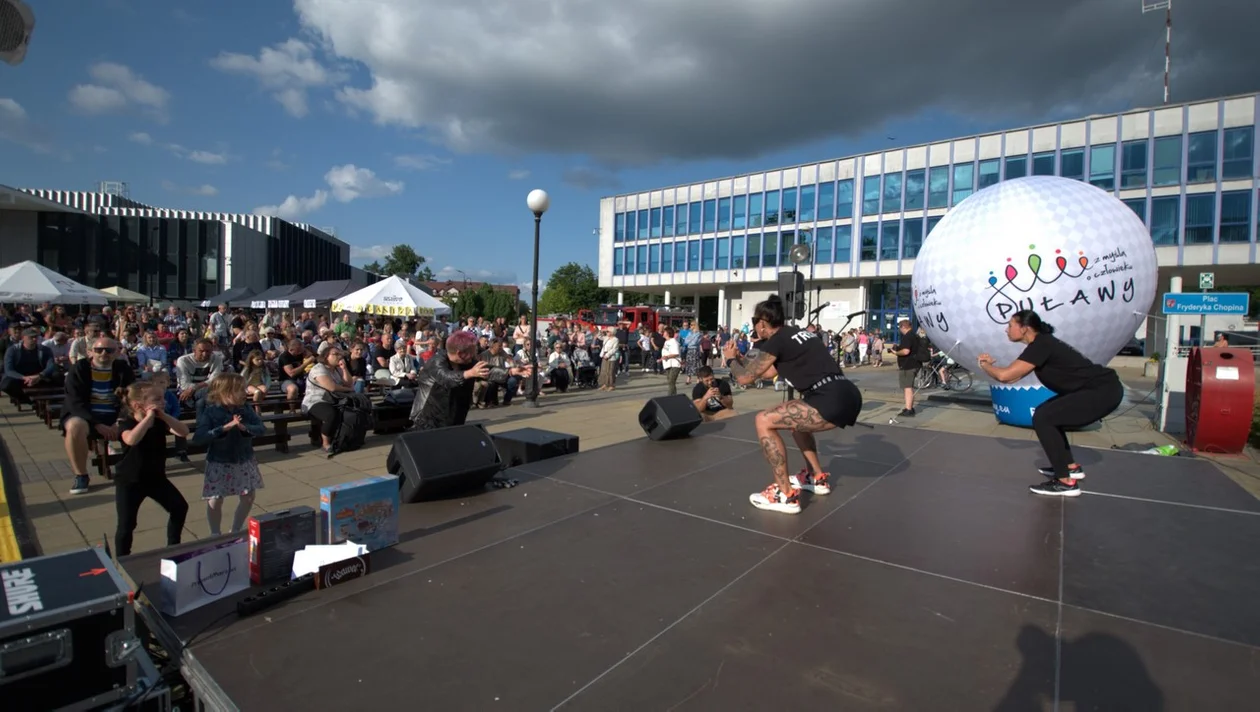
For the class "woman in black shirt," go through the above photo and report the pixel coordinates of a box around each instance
[722,296,863,515]
[977,310,1124,497]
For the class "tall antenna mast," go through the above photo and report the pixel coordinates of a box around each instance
[1141,0,1172,104]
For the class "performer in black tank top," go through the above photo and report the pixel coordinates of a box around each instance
[723,295,863,515]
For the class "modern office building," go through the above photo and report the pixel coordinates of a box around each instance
[598,92,1260,336]
[0,186,369,304]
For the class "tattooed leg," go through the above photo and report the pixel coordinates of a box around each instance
[761,400,836,477]
[755,428,792,494]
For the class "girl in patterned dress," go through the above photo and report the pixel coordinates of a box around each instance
[192,373,265,535]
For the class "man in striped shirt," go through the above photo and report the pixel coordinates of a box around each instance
[63,337,135,495]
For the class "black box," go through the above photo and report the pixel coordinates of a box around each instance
[491,428,579,468]
[0,547,153,710]
[248,506,317,585]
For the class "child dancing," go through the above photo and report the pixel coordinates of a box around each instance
[115,382,190,556]
[192,373,266,535]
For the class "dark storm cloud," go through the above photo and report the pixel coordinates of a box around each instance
[292,0,1260,163]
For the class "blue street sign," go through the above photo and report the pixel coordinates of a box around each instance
[1161,292,1250,315]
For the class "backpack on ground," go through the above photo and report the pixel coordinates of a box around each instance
[332,392,375,453]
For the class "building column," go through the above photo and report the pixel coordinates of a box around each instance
[664,290,671,306]
[718,287,727,328]
[616,291,624,304]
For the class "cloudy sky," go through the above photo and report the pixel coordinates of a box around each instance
[2,0,1257,290]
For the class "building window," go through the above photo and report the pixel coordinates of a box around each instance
[1033,152,1055,175]
[781,188,797,223]
[902,218,924,259]
[1060,149,1084,180]
[880,221,900,260]
[777,231,793,265]
[637,209,649,239]
[1219,191,1251,243]
[817,182,835,221]
[799,185,816,222]
[1005,156,1027,180]
[701,239,714,270]
[716,237,729,269]
[749,193,764,228]
[860,222,878,261]
[764,190,780,225]
[732,195,747,230]
[625,211,637,241]
[1089,144,1116,191]
[688,201,702,234]
[928,167,949,209]
[762,233,778,267]
[687,240,700,271]
[1122,198,1146,224]
[1150,197,1179,246]
[615,213,625,241]
[978,159,1000,190]
[663,206,674,237]
[1121,140,1147,189]
[836,179,854,218]
[926,215,943,238]
[636,245,648,274]
[835,225,852,263]
[650,208,662,238]
[1152,136,1182,186]
[745,234,760,268]
[730,237,743,269]
[1186,131,1217,183]
[717,197,731,232]
[1184,194,1214,244]
[624,245,635,273]
[882,173,903,214]
[674,203,687,236]
[648,244,660,273]
[1223,127,1254,180]
[951,163,974,205]
[862,177,880,215]
[815,226,833,263]
[904,169,925,211]
[660,244,672,273]
[702,199,716,233]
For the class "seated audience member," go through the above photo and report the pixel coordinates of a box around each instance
[2,328,57,403]
[691,365,736,421]
[476,338,517,407]
[278,338,315,403]
[42,329,72,367]
[63,337,136,494]
[135,331,169,376]
[547,341,572,393]
[232,329,264,369]
[174,338,225,408]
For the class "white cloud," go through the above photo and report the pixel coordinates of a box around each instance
[128,131,153,145]
[161,180,219,196]
[68,62,170,122]
[210,39,345,118]
[393,154,450,171]
[130,133,231,165]
[349,244,392,262]
[0,98,53,153]
[507,168,530,180]
[253,164,403,219]
[186,149,227,165]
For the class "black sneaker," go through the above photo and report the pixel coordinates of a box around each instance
[70,475,90,495]
[1029,480,1081,497]
[1038,466,1085,479]
[898,408,916,417]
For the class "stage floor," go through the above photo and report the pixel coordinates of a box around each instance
[121,415,1260,710]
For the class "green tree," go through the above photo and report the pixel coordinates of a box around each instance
[537,282,572,315]
[363,260,383,274]
[364,244,432,279]
[540,263,610,312]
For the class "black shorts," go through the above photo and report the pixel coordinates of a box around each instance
[803,378,863,428]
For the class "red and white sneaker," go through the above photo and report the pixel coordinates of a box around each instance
[789,467,832,495]
[749,484,801,514]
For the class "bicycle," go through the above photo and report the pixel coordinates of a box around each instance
[914,358,974,393]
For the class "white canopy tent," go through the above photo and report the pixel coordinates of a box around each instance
[332,276,452,318]
[0,261,108,305]
[99,286,150,304]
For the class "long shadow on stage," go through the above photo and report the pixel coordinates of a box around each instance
[120,413,1260,711]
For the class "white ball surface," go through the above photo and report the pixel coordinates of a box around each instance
[911,176,1159,383]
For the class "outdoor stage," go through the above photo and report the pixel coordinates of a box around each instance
[120,414,1260,710]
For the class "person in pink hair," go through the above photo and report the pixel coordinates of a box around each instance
[408,330,533,431]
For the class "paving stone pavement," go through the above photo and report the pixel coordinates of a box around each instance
[2,366,1257,560]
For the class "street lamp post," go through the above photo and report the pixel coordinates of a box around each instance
[524,189,550,408]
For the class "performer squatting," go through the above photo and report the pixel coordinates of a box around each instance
[409,331,533,431]
[722,295,863,514]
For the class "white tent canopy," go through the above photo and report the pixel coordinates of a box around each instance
[99,286,150,304]
[332,276,451,318]
[0,261,108,305]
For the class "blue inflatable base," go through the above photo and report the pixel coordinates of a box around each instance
[989,384,1055,428]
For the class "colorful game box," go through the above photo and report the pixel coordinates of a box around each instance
[318,475,401,552]
[248,506,317,585]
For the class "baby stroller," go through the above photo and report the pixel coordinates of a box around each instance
[574,363,599,389]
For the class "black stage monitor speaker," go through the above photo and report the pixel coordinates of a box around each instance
[387,424,503,503]
[639,395,703,441]
[492,428,579,468]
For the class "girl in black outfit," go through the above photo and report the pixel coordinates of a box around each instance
[722,296,864,515]
[115,382,191,556]
[977,310,1124,497]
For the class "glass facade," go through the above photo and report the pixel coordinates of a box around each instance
[609,101,1259,279]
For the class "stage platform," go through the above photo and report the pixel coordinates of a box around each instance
[120,414,1260,710]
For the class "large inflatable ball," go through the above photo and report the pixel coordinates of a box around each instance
[911,176,1158,427]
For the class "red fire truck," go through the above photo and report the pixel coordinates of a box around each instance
[584,305,695,333]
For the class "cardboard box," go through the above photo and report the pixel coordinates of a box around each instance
[319,475,400,552]
[248,506,317,585]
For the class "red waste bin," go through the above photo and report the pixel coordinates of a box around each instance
[1185,347,1256,454]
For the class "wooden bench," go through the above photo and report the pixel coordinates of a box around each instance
[9,386,62,412]
[91,413,309,479]
[261,412,313,454]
